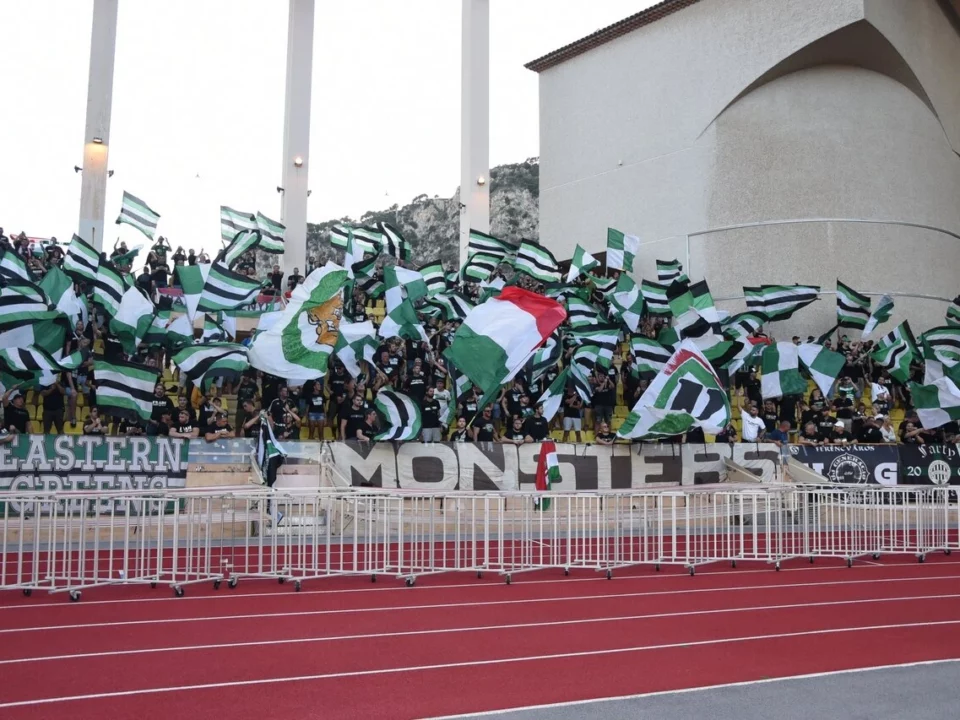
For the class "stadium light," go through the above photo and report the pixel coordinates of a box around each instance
[293,156,303,168]
[476,176,486,186]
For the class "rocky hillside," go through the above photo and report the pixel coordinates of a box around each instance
[302,157,540,270]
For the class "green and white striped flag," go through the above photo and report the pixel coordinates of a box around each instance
[93,256,125,317]
[200,314,230,342]
[871,321,916,384]
[798,343,845,398]
[142,309,172,348]
[39,266,85,324]
[536,367,569,422]
[0,248,31,281]
[566,245,599,283]
[567,323,620,368]
[862,294,894,338]
[173,342,249,390]
[116,191,160,240]
[667,279,720,327]
[256,212,285,254]
[836,280,870,331]
[530,331,561,381]
[618,339,730,439]
[641,279,671,315]
[62,234,100,284]
[248,263,348,382]
[608,273,645,333]
[109,286,155,355]
[380,265,427,341]
[418,260,447,296]
[424,291,473,321]
[377,222,409,261]
[946,297,960,327]
[0,346,83,380]
[179,260,263,320]
[165,313,195,349]
[630,336,672,376]
[374,390,422,441]
[760,342,807,398]
[221,229,261,268]
[443,287,566,402]
[110,244,141,268]
[721,311,768,341]
[568,344,600,401]
[333,320,379,378]
[744,284,820,321]
[220,206,257,243]
[566,296,603,328]
[461,252,501,283]
[467,229,514,260]
[587,272,617,296]
[921,326,960,380]
[606,228,639,272]
[909,376,960,430]
[656,259,687,285]
[93,357,159,421]
[514,239,560,283]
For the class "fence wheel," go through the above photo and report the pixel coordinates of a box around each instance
[69,590,81,602]
[22,589,31,597]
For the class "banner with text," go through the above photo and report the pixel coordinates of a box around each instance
[788,444,900,485]
[897,444,960,486]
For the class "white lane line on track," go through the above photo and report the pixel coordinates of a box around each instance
[3,574,958,635]
[1,593,956,666]
[2,620,959,709]
[3,558,957,611]
[424,658,960,720]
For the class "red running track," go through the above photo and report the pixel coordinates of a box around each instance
[1,554,959,719]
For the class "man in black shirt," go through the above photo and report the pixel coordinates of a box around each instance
[816,411,837,439]
[169,410,199,438]
[286,267,304,292]
[204,413,235,442]
[856,416,884,444]
[797,422,822,445]
[473,407,497,442]
[523,404,550,442]
[236,399,260,438]
[269,265,284,296]
[342,395,367,442]
[828,421,853,445]
[268,386,294,425]
[760,399,780,434]
[3,387,30,434]
[155,410,173,436]
[420,387,441,442]
[176,395,197,425]
[501,417,527,445]
[595,421,616,445]
[148,384,175,435]
[357,408,379,442]
[406,358,427,408]
[40,378,66,434]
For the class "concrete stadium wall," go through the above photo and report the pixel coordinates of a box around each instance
[535,0,960,335]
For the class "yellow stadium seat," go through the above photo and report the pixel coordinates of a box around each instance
[583,431,595,443]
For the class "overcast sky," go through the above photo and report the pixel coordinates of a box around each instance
[1,1,649,255]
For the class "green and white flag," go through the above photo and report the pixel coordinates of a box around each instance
[141,309,172,348]
[514,240,561,283]
[467,229,514,260]
[871,321,916,384]
[536,367,569,423]
[608,273,645,333]
[221,228,261,268]
[630,336,673,376]
[255,212,285,253]
[667,279,720,326]
[374,390,422,441]
[566,296,603,328]
[947,297,960,327]
[567,323,620,368]
[606,228,639,272]
[567,245,599,283]
[744,284,820,321]
[334,320,379,378]
[92,357,159,421]
[418,260,447,296]
[116,191,160,240]
[377,221,409,261]
[836,280,870,331]
[920,326,960,384]
[248,262,348,381]
[0,248,31,281]
[200,314,230,342]
[165,313,195,349]
[173,342,249,390]
[569,344,600,402]
[618,339,730,439]
[721,311,767,341]
[109,286,155,355]
[424,291,473,321]
[385,264,428,304]
[760,342,807,398]
[862,294,894,338]
[640,279,671,315]
[443,287,566,401]
[92,256,125,317]
[587,272,618,296]
[62,233,100,284]
[220,206,257,243]
[909,376,960,430]
[530,331,561,381]
[798,343,846,398]
[111,245,142,268]
[380,265,427,341]
[178,260,263,320]
[0,346,83,380]
[461,252,501,283]
[39,266,85,324]
[656,259,687,285]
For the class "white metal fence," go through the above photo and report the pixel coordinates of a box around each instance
[1,484,956,601]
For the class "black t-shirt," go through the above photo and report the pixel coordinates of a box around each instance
[761,410,779,433]
[596,432,617,443]
[829,430,853,443]
[151,396,175,423]
[42,385,64,412]
[6,405,29,433]
[151,268,168,288]
[207,423,233,438]
[421,399,440,429]
[236,382,258,407]
[175,423,196,436]
[460,398,479,421]
[563,394,581,418]
[594,377,615,407]
[779,396,799,425]
[524,416,549,441]
[506,430,526,442]
[857,426,884,443]
[345,407,366,439]
[268,398,290,424]
[359,420,377,440]
[328,375,347,403]
[450,428,470,443]
[176,406,197,425]
[270,272,284,291]
[686,427,706,444]
[155,421,172,436]
[800,429,822,443]
[817,416,837,437]
[475,420,496,441]
[236,410,258,438]
[833,397,854,419]
[406,372,427,403]
[505,390,523,417]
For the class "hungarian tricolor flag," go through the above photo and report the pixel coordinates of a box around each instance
[535,441,560,511]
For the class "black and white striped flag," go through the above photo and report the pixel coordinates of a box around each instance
[374,390,422,441]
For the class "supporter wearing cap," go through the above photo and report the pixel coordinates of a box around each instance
[828,420,854,445]
[2,385,30,434]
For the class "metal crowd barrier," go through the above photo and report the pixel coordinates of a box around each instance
[1,484,957,600]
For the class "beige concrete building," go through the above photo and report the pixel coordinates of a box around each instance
[527,0,960,334]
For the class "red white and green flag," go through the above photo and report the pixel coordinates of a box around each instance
[443,287,566,401]
[535,440,560,511]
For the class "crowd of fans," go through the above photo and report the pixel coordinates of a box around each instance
[0,228,950,447]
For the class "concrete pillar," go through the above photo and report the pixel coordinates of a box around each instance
[77,0,119,251]
[280,0,315,277]
[459,0,490,268]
